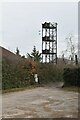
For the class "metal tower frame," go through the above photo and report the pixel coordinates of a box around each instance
[42,22,57,63]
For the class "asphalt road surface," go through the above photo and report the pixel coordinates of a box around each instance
[2,86,78,118]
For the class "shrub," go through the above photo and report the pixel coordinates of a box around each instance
[2,59,33,90]
[37,63,63,84]
[63,67,80,86]
[2,58,64,90]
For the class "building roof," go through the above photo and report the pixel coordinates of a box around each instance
[0,46,22,63]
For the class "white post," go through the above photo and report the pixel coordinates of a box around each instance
[34,74,38,83]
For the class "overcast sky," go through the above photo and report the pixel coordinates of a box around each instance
[1,2,78,57]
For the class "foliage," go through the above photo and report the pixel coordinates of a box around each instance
[27,46,41,62]
[2,57,64,90]
[16,47,20,55]
[3,54,79,90]
[63,67,80,86]
[4,45,80,90]
[2,58,36,90]
[37,63,64,84]
[21,55,25,58]
[62,34,77,61]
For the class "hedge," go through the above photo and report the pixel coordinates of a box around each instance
[37,63,63,84]
[63,67,80,86]
[2,59,64,90]
[2,59,35,90]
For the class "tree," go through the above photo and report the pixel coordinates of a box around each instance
[16,47,20,55]
[21,55,25,59]
[62,34,77,61]
[27,46,42,62]
[66,34,75,61]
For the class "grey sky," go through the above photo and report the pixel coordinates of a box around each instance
[1,2,78,57]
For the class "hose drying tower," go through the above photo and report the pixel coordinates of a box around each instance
[42,22,57,63]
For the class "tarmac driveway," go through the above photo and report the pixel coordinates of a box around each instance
[2,86,78,118]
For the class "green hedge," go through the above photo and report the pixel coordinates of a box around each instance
[2,59,34,90]
[63,67,80,86]
[37,63,63,84]
[2,59,64,90]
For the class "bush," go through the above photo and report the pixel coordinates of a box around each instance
[2,59,64,90]
[63,67,80,86]
[2,59,33,90]
[37,63,63,84]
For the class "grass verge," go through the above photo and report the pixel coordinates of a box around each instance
[2,85,40,94]
[63,86,80,93]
